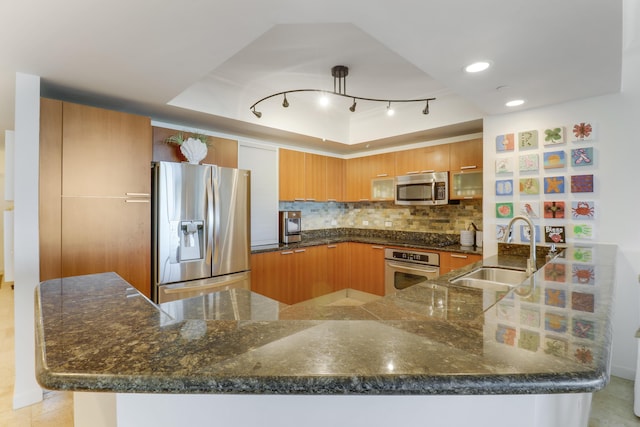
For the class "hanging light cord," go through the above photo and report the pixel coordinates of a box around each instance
[250,65,435,117]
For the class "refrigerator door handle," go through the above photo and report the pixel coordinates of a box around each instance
[206,167,215,267]
[212,166,221,267]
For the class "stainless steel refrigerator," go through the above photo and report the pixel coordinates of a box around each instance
[152,161,251,303]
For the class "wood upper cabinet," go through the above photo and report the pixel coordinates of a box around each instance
[39,99,152,297]
[345,153,395,202]
[62,101,151,197]
[326,156,345,202]
[395,144,450,175]
[449,138,483,171]
[369,152,396,178]
[304,153,327,202]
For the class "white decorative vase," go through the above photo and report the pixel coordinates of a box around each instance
[180,138,208,164]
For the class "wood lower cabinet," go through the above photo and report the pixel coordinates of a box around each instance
[347,243,385,296]
[326,243,349,291]
[440,252,482,274]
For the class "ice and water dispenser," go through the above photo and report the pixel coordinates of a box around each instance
[178,220,204,261]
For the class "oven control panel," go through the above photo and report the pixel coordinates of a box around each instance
[384,249,439,267]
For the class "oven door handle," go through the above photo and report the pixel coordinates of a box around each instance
[386,262,439,274]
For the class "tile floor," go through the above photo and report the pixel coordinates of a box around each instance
[0,279,638,426]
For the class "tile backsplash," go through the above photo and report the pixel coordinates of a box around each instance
[279,199,483,235]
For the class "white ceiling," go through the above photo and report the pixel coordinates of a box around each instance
[0,0,622,154]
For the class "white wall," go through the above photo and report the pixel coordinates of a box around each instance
[12,73,43,408]
[482,5,640,378]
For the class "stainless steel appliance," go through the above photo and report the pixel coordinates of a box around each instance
[152,161,251,303]
[384,248,440,295]
[395,172,449,205]
[279,210,301,244]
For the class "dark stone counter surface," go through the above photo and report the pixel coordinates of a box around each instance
[35,243,616,396]
[250,228,483,255]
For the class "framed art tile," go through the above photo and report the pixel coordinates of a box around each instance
[573,345,595,365]
[519,177,540,195]
[519,154,539,172]
[570,201,595,219]
[543,150,566,169]
[496,202,514,219]
[495,324,516,345]
[572,264,596,285]
[544,225,566,244]
[520,224,541,242]
[495,179,514,196]
[496,224,508,240]
[571,147,594,166]
[543,176,565,194]
[544,263,566,283]
[572,318,595,340]
[572,223,594,239]
[495,157,514,174]
[543,126,566,145]
[519,201,540,218]
[496,133,515,152]
[496,302,516,322]
[543,201,565,218]
[571,291,595,313]
[520,308,540,328]
[518,130,539,150]
[572,122,596,142]
[518,329,540,352]
[571,174,594,192]
[567,246,595,263]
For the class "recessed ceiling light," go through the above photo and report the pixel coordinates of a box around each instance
[464,61,491,73]
[505,99,525,107]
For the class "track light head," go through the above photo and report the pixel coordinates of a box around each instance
[422,100,430,115]
[386,102,395,116]
[349,98,357,112]
[251,107,262,118]
[282,94,289,108]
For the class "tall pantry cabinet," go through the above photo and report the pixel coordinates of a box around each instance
[39,99,152,297]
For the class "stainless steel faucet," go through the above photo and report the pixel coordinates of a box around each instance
[503,215,537,276]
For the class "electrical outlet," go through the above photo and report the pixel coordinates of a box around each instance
[385,221,393,227]
[362,220,369,226]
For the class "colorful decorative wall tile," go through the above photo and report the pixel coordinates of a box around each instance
[543,151,566,169]
[520,308,540,327]
[496,179,513,196]
[571,147,593,166]
[545,288,566,308]
[544,336,568,357]
[544,263,566,282]
[518,130,539,150]
[543,201,565,218]
[496,324,516,345]
[519,201,539,218]
[496,202,514,218]
[543,126,566,145]
[545,312,568,333]
[495,157,514,174]
[520,224,541,242]
[518,329,540,351]
[571,292,595,312]
[570,201,596,219]
[572,223,594,239]
[572,122,595,141]
[544,225,566,243]
[572,318,595,340]
[570,174,594,192]
[543,176,565,194]
[496,133,515,152]
[496,224,508,240]
[568,247,595,263]
[519,177,540,194]
[572,264,596,285]
[519,154,539,172]
[573,345,594,365]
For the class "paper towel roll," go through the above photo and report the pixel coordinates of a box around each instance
[476,231,483,247]
[460,230,475,246]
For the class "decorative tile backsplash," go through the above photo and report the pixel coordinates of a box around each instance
[278,199,483,235]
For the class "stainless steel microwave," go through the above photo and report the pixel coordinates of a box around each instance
[395,172,449,205]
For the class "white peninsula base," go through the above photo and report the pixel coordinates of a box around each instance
[75,391,592,427]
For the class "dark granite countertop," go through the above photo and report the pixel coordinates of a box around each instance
[35,243,616,396]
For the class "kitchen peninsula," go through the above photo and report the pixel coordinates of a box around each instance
[35,243,616,427]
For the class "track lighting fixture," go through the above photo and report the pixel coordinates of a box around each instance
[386,102,395,116]
[249,65,435,118]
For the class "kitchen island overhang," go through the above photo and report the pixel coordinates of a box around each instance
[34,243,616,426]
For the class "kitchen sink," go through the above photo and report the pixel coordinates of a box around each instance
[449,267,530,291]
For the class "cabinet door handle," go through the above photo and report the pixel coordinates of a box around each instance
[420,169,435,173]
[372,246,384,250]
[294,198,305,201]
[294,249,306,253]
[376,173,388,177]
[327,198,338,202]
[327,245,337,249]
[125,199,150,203]
[451,254,468,259]
[406,171,420,175]
[281,251,294,255]
[306,198,316,201]
[125,192,150,197]
[359,198,370,201]
[460,165,478,170]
